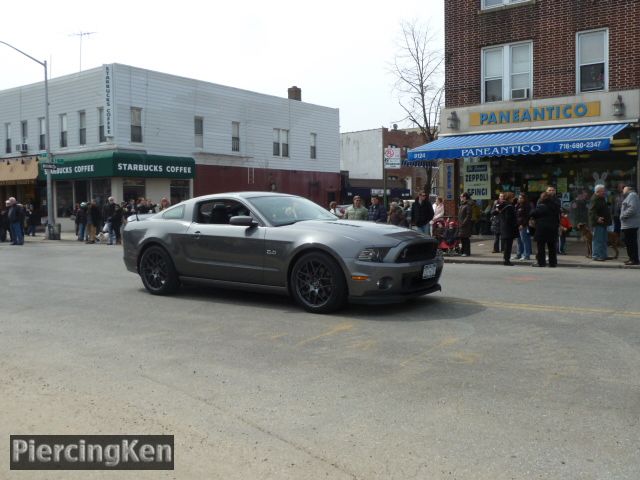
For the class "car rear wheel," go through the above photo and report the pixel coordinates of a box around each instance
[139,246,179,295]
[290,252,347,313]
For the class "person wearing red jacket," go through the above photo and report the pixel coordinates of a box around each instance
[559,209,573,254]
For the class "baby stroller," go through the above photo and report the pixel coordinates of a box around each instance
[432,217,462,255]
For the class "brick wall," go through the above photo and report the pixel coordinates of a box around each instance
[445,0,640,108]
[382,128,429,193]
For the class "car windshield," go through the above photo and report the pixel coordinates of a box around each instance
[249,195,336,226]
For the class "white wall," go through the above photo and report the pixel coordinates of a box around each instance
[340,129,383,179]
[0,64,341,178]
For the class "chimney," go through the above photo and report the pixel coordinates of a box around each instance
[288,86,301,101]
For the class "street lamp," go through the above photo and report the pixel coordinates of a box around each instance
[0,40,56,239]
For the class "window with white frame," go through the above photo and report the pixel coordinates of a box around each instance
[310,133,317,159]
[39,117,46,150]
[59,114,68,148]
[194,116,203,148]
[130,107,142,143]
[21,120,28,144]
[5,123,11,153]
[98,108,106,143]
[482,41,532,102]
[577,29,607,92]
[232,121,240,152]
[79,111,86,145]
[273,128,289,157]
[482,0,529,9]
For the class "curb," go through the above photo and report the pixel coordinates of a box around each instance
[444,257,639,269]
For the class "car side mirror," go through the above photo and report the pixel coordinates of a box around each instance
[229,215,258,227]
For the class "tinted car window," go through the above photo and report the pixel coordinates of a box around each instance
[161,205,185,220]
[196,199,252,224]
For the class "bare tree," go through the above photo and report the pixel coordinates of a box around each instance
[392,20,444,192]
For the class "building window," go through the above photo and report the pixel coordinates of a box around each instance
[5,123,11,153]
[79,111,86,145]
[577,29,607,93]
[130,107,142,143]
[482,0,528,9]
[21,120,28,144]
[98,108,106,142]
[273,129,280,156]
[123,178,145,204]
[310,133,317,159]
[232,121,240,152]
[170,180,190,205]
[273,129,290,157]
[482,41,531,103]
[59,114,68,148]
[39,117,46,150]
[194,116,203,148]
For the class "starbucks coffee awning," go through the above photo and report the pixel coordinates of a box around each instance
[406,123,629,164]
[0,156,39,185]
[37,151,195,180]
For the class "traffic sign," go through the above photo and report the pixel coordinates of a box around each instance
[54,158,64,165]
[41,162,57,171]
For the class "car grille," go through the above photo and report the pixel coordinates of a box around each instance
[395,241,438,263]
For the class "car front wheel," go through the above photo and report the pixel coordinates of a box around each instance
[139,246,179,295]
[290,252,347,313]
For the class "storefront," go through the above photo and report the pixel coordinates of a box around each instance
[37,151,195,222]
[0,155,46,222]
[407,93,640,226]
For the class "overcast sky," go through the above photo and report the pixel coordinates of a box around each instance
[0,0,444,133]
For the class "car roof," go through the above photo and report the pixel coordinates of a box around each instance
[190,191,296,202]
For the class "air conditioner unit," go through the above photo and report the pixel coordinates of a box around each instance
[16,143,28,153]
[511,88,529,100]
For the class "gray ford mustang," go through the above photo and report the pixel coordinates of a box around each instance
[122,192,443,313]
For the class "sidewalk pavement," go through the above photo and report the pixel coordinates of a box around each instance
[445,234,639,269]
[12,230,640,269]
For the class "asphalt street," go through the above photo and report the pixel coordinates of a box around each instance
[1,240,639,479]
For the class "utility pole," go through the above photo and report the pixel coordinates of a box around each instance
[70,31,97,72]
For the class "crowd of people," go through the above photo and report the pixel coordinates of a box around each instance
[0,196,172,246]
[329,191,447,234]
[485,184,640,266]
[328,183,640,268]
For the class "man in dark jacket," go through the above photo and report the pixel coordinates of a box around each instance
[411,191,434,234]
[530,192,560,267]
[367,196,387,223]
[589,184,612,261]
[7,197,25,245]
[0,200,10,242]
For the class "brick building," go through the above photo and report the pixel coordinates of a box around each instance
[341,127,430,205]
[409,0,640,222]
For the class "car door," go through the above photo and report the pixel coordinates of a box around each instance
[180,199,266,284]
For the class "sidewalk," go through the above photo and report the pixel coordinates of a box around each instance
[11,230,640,269]
[445,234,639,269]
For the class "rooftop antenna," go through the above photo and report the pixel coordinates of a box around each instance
[70,31,97,72]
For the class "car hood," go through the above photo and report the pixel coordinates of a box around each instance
[283,220,429,247]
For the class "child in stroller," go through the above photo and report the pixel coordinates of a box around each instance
[432,217,462,255]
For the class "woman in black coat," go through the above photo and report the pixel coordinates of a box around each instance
[529,192,560,267]
[497,192,518,265]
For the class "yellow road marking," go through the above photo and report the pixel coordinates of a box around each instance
[442,298,640,318]
[296,322,354,347]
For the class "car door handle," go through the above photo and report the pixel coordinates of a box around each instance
[193,230,201,239]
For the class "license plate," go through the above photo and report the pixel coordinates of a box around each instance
[422,264,437,279]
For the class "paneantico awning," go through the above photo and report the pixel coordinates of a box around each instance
[407,123,628,164]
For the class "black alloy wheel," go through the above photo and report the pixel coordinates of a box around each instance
[290,252,347,313]
[139,246,179,295]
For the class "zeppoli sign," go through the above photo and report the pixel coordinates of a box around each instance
[469,101,601,127]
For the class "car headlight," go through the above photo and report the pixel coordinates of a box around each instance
[357,247,390,262]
